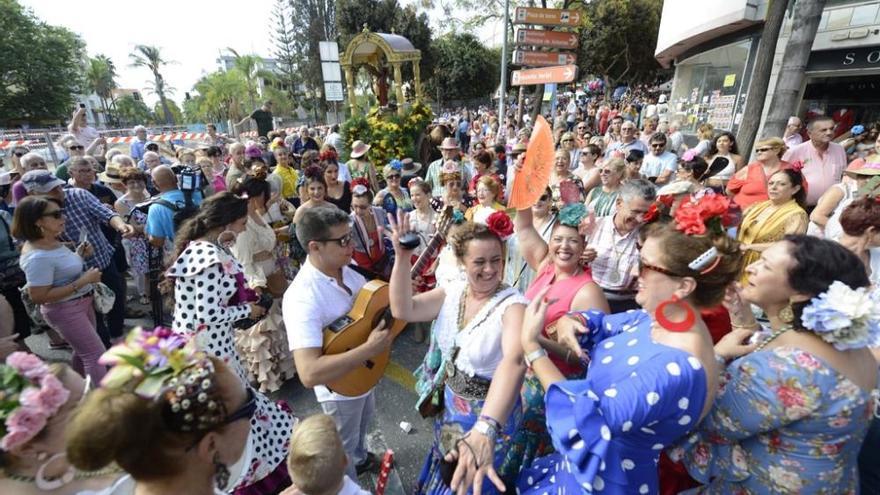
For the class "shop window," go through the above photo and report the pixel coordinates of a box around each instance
[670,39,751,133]
[827,7,853,30]
[851,4,879,26]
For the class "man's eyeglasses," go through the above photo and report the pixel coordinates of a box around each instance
[638,258,682,277]
[316,232,352,247]
[68,145,85,151]
[42,209,65,219]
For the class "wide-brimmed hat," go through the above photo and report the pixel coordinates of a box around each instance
[438,137,460,151]
[510,142,528,155]
[21,170,65,194]
[99,164,123,184]
[350,140,371,159]
[845,159,880,177]
[401,158,422,177]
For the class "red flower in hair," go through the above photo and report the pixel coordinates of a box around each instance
[674,193,735,235]
[485,211,514,240]
[318,149,338,162]
[674,202,706,235]
[351,177,370,190]
[787,160,804,172]
[643,203,660,223]
[698,194,731,221]
[657,194,675,208]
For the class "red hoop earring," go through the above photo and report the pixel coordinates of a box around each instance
[654,295,696,332]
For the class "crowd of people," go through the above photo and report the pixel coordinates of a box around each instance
[0,94,879,495]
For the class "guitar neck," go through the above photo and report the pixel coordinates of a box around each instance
[411,234,444,276]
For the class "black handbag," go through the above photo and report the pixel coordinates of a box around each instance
[0,214,25,291]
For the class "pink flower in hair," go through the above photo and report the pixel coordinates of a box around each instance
[682,149,697,162]
[6,352,49,380]
[788,160,804,172]
[36,374,70,411]
[0,429,33,451]
[2,407,48,450]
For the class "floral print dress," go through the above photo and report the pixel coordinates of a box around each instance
[671,346,876,494]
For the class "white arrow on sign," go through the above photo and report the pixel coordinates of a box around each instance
[563,67,574,80]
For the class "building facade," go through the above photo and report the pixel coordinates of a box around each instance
[655,0,880,139]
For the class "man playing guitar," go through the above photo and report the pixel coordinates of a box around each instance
[282,206,392,479]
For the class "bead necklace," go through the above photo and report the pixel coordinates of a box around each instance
[3,464,122,485]
[754,325,793,352]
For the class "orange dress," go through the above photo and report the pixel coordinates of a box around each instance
[727,161,791,209]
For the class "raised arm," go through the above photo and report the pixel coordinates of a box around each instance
[388,211,445,322]
[514,206,549,270]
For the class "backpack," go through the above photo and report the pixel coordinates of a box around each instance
[152,192,198,232]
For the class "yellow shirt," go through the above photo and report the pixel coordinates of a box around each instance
[273,165,299,199]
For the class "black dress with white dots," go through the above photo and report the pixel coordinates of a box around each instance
[167,240,294,488]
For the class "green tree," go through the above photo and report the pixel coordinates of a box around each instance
[271,0,304,107]
[86,54,118,126]
[426,32,499,105]
[0,0,87,126]
[577,0,664,96]
[192,70,249,123]
[153,99,183,125]
[225,48,277,112]
[114,94,152,126]
[287,0,338,117]
[129,45,175,125]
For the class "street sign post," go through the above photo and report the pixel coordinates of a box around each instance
[513,7,581,26]
[513,50,576,67]
[514,29,579,49]
[511,65,578,86]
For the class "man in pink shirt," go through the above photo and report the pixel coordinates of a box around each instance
[782,116,846,207]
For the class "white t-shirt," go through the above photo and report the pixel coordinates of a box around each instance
[639,151,678,179]
[338,475,371,495]
[283,257,368,402]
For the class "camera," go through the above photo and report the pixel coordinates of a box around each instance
[178,165,201,193]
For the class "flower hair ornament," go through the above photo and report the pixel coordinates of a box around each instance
[558,203,588,228]
[439,160,462,185]
[801,281,880,351]
[0,353,71,452]
[351,177,370,195]
[485,210,514,240]
[681,149,698,163]
[318,149,338,162]
[99,327,227,433]
[388,159,403,172]
[788,160,805,173]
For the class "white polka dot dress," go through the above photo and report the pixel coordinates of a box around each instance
[167,241,294,488]
[516,310,708,494]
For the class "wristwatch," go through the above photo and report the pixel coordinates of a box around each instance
[473,419,498,442]
[524,347,548,369]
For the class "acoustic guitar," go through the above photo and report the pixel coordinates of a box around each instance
[322,207,455,396]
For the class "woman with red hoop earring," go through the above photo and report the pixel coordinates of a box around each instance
[515,193,743,494]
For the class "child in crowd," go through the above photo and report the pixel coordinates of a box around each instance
[282,414,371,495]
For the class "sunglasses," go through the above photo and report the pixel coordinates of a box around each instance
[562,139,573,143]
[386,174,401,179]
[68,145,85,151]
[222,388,257,426]
[638,258,682,277]
[650,143,665,148]
[599,168,613,175]
[755,147,774,153]
[42,208,65,219]
[316,232,352,247]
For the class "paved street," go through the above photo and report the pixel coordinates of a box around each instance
[25,292,434,494]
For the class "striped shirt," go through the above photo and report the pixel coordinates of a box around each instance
[586,215,640,296]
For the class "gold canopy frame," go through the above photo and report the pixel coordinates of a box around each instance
[340,28,422,115]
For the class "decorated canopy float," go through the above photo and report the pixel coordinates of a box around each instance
[339,28,436,170]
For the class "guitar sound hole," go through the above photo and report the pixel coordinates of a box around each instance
[364,360,375,369]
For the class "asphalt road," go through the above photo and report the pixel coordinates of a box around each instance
[26,299,434,494]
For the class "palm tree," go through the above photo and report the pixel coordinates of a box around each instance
[129,45,175,125]
[226,48,277,112]
[86,54,117,127]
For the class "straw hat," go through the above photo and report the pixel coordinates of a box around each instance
[845,159,880,177]
[438,137,460,150]
[98,164,123,184]
[350,140,371,159]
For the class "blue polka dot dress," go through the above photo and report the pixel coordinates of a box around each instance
[517,310,708,494]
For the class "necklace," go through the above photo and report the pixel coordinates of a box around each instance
[457,283,504,331]
[755,325,793,352]
[4,464,122,485]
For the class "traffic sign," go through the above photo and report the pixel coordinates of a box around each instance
[514,7,581,26]
[324,82,344,102]
[511,65,578,86]
[515,29,579,49]
[513,50,577,67]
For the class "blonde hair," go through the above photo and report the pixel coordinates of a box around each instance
[288,414,346,495]
[755,136,786,158]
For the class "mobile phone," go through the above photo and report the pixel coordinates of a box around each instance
[78,230,88,245]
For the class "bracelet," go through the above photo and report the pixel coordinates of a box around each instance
[524,347,549,368]
[478,414,502,430]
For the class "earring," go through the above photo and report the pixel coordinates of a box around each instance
[35,453,76,491]
[216,230,237,249]
[654,295,696,332]
[779,305,795,324]
[213,453,230,491]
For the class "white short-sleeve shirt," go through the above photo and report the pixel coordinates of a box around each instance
[282,257,367,402]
